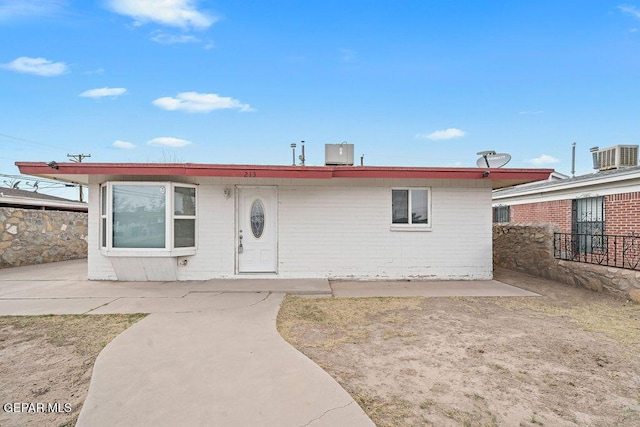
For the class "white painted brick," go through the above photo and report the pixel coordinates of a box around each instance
[87,180,493,280]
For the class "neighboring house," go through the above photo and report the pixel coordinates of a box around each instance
[0,186,87,212]
[17,157,551,281]
[492,145,640,270]
[492,146,640,236]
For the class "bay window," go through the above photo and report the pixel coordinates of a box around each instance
[99,182,197,256]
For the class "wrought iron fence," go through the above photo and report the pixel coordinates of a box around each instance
[554,232,640,271]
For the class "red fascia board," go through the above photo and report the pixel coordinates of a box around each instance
[185,164,333,179]
[16,162,188,176]
[15,162,552,182]
[331,166,553,181]
[15,162,334,179]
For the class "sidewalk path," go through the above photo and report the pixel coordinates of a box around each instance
[76,292,374,427]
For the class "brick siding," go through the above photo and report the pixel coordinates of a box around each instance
[510,200,573,233]
[507,193,640,236]
[605,192,640,236]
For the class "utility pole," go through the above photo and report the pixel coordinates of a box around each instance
[67,153,91,202]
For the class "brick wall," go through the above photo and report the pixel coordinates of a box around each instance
[507,193,640,236]
[88,179,494,281]
[510,200,572,233]
[605,192,640,235]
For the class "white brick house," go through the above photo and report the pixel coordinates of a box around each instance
[17,162,551,281]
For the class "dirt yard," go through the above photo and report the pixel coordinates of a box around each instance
[0,314,145,427]
[278,269,640,427]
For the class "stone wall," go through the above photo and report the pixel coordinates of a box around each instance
[493,223,640,300]
[0,207,88,268]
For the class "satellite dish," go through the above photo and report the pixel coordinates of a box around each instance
[476,152,511,168]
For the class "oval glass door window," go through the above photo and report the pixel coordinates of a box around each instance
[250,199,265,238]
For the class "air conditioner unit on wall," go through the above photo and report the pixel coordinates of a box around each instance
[591,145,638,171]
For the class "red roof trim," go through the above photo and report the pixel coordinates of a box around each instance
[15,162,553,184]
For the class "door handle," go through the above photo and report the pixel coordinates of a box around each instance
[238,229,243,254]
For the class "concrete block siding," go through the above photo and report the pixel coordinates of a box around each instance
[88,178,493,281]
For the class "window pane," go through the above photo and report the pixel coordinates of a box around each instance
[101,218,106,247]
[392,190,409,224]
[101,186,106,214]
[493,206,510,223]
[174,187,196,216]
[174,219,195,248]
[250,199,265,238]
[112,185,166,248]
[411,190,428,224]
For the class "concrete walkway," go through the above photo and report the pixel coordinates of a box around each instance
[0,260,539,426]
[77,293,373,427]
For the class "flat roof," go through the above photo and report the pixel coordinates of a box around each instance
[0,186,87,211]
[16,162,554,190]
[494,165,640,199]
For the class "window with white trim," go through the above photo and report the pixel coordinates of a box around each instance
[391,188,431,228]
[100,185,107,247]
[99,182,197,255]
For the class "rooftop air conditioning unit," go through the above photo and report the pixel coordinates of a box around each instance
[590,145,638,171]
[325,143,354,166]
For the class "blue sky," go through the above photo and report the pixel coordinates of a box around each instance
[1,1,640,198]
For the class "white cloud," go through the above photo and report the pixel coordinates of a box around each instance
[80,87,127,98]
[147,137,192,147]
[107,0,216,30]
[0,0,66,20]
[113,140,136,149]
[526,154,560,165]
[416,128,466,141]
[619,4,640,19]
[2,56,67,76]
[152,92,254,113]
[150,31,200,45]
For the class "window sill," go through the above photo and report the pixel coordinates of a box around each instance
[100,248,196,257]
[390,225,432,232]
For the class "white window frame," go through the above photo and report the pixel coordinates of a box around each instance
[100,185,107,248]
[390,187,432,231]
[99,181,197,257]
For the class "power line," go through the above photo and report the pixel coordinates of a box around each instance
[67,153,91,202]
[0,132,64,150]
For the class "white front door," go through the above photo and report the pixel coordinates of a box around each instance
[237,186,277,273]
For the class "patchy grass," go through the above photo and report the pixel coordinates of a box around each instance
[0,314,146,427]
[277,270,640,427]
[276,296,423,350]
[493,298,640,347]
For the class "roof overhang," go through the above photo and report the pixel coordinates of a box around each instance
[16,162,554,190]
[493,167,640,201]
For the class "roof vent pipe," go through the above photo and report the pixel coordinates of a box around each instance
[590,146,599,170]
[290,143,297,166]
[571,142,576,177]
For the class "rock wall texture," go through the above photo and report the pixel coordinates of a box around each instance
[493,223,640,300]
[0,207,88,268]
